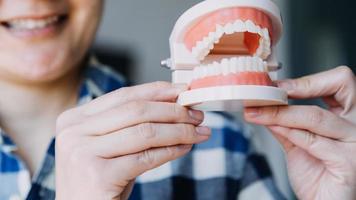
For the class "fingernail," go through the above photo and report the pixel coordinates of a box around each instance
[276,80,294,91]
[189,109,204,121]
[244,108,261,118]
[196,126,211,135]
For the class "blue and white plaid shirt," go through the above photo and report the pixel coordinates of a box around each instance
[0,63,284,200]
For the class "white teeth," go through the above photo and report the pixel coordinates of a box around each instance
[215,24,225,40]
[192,56,267,80]
[7,16,60,30]
[224,23,235,34]
[191,19,272,61]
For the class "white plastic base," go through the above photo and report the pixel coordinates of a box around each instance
[178,85,288,111]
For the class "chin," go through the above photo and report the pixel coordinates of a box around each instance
[0,58,78,84]
[21,66,69,83]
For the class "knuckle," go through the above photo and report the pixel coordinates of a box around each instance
[69,146,89,163]
[56,129,73,149]
[337,66,354,76]
[137,123,156,140]
[113,86,130,99]
[151,81,171,89]
[299,76,312,90]
[270,106,281,120]
[180,124,196,140]
[308,106,325,125]
[304,131,317,146]
[137,150,155,167]
[172,103,184,116]
[337,66,355,81]
[56,109,75,133]
[56,132,83,158]
[164,146,177,158]
[128,100,147,116]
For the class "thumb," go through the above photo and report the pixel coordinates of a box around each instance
[277,66,356,112]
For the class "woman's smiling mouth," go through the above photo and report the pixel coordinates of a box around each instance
[0,14,68,39]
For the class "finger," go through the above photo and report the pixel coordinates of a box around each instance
[62,101,204,136]
[276,66,356,103]
[244,105,356,141]
[267,126,294,153]
[56,82,188,132]
[93,123,211,158]
[107,144,192,181]
[82,82,188,115]
[268,126,340,161]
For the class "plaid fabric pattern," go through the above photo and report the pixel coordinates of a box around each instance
[0,63,284,200]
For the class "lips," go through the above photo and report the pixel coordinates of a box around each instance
[0,14,68,37]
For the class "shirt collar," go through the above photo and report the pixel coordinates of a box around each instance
[0,128,18,154]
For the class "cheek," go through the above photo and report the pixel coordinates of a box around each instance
[70,0,103,47]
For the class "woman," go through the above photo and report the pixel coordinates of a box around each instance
[0,0,355,200]
[0,1,279,199]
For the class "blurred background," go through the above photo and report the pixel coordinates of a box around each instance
[94,0,356,199]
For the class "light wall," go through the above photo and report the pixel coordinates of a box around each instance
[96,0,293,198]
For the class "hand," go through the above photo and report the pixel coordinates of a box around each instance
[244,66,356,200]
[55,82,211,200]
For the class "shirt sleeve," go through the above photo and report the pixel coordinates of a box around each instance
[238,152,286,200]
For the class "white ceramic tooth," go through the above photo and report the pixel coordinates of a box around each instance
[220,59,228,75]
[263,61,268,71]
[208,43,214,50]
[208,31,215,39]
[245,57,250,71]
[198,67,204,78]
[250,58,255,71]
[193,67,199,80]
[210,65,216,76]
[203,49,210,57]
[224,23,234,34]
[205,65,211,76]
[243,57,249,71]
[257,58,263,72]
[196,40,204,49]
[194,69,199,80]
[211,62,219,75]
[233,20,245,32]
[262,28,269,39]
[257,27,263,37]
[228,59,235,73]
[243,58,248,72]
[222,65,228,75]
[215,24,224,40]
[246,20,256,33]
[192,47,199,59]
[221,58,229,65]
[207,34,215,45]
[235,57,241,72]
[241,22,248,32]
[192,68,197,80]
[205,65,210,76]
[240,57,246,72]
[194,67,200,79]
[254,58,259,71]
[231,58,237,70]
[213,65,218,76]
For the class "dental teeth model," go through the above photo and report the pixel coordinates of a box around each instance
[162,0,288,111]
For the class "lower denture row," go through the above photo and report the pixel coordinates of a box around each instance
[189,72,274,90]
